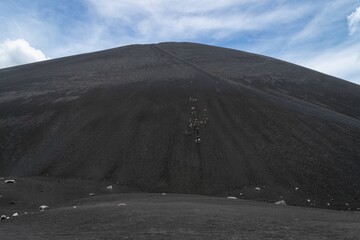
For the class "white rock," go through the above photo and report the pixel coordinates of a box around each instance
[118,203,127,206]
[89,193,95,196]
[255,187,261,191]
[12,213,19,217]
[327,202,330,206]
[39,205,49,211]
[239,193,243,196]
[106,185,113,190]
[4,179,15,184]
[0,215,7,220]
[6,217,9,220]
[307,199,311,202]
[345,203,349,206]
[227,196,237,199]
[73,206,77,209]
[24,212,28,215]
[161,193,167,196]
[274,200,287,205]
[295,187,299,191]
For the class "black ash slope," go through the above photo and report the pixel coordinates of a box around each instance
[0,42,360,208]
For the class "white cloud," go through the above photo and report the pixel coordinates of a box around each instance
[289,1,343,43]
[0,39,48,68]
[348,7,360,35]
[85,0,311,41]
[348,6,360,35]
[87,0,256,19]
[281,41,360,84]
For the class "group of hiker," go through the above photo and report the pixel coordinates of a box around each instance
[185,97,209,144]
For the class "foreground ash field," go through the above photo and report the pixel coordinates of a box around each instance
[1,42,360,238]
[1,178,360,240]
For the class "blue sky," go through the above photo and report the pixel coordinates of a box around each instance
[1,0,360,84]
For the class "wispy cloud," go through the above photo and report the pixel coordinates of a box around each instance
[348,6,360,35]
[275,3,360,84]
[284,41,360,84]
[86,0,312,41]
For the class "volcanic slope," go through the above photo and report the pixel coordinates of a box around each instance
[0,42,360,208]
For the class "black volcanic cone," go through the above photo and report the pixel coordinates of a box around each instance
[1,42,360,206]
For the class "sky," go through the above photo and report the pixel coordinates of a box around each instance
[0,0,360,84]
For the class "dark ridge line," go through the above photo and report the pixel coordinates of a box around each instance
[152,45,209,190]
[152,44,225,84]
[153,44,360,129]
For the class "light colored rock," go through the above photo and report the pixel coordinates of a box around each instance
[12,213,19,217]
[118,203,127,206]
[106,185,113,190]
[89,193,95,196]
[1,215,7,220]
[227,196,237,199]
[161,193,167,196]
[73,206,77,209]
[274,200,287,205]
[39,205,49,211]
[295,187,299,191]
[255,187,261,191]
[4,179,15,184]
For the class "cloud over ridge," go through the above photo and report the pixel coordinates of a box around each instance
[348,6,360,35]
[0,39,48,69]
[0,1,359,84]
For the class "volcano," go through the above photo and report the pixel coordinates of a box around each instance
[0,42,360,208]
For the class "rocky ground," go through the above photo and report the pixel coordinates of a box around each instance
[1,177,360,239]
